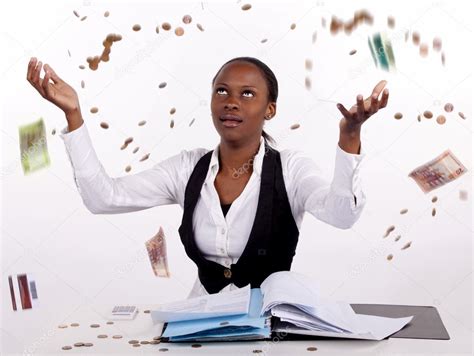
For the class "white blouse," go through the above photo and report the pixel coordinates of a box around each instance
[60,123,366,297]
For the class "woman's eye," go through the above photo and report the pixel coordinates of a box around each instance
[242,90,254,97]
[216,88,227,95]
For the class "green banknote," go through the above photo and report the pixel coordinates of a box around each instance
[19,118,51,175]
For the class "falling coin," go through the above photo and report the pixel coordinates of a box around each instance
[433,37,442,51]
[432,207,436,216]
[417,114,421,122]
[90,324,100,328]
[387,254,393,261]
[97,335,108,339]
[133,344,141,347]
[261,38,268,43]
[159,82,167,89]
[394,235,401,242]
[312,31,317,44]
[419,43,429,57]
[191,344,202,348]
[423,110,433,119]
[84,343,93,347]
[153,336,162,341]
[401,241,412,250]
[58,324,68,329]
[80,16,87,21]
[394,112,403,120]
[112,335,123,339]
[412,32,420,45]
[138,120,147,126]
[458,112,466,119]
[70,323,80,327]
[441,52,445,66]
[150,340,161,345]
[459,190,468,201]
[73,10,80,17]
[444,103,454,112]
[143,310,151,314]
[81,80,85,89]
[140,341,150,345]
[175,27,185,36]
[305,59,313,70]
[128,340,139,344]
[159,348,169,352]
[106,321,114,325]
[125,137,134,145]
[62,346,72,350]
[125,165,132,173]
[104,11,110,17]
[305,76,311,90]
[100,122,109,129]
[241,4,252,11]
[156,25,160,33]
[349,49,357,55]
[400,208,408,214]
[307,346,318,351]
[432,196,438,203]
[387,16,395,28]
[197,23,204,31]
[74,342,85,347]
[436,115,446,125]
[162,22,171,31]
[253,351,263,354]
[79,64,85,70]
[133,147,139,154]
[189,118,196,126]
[170,107,176,115]
[132,24,141,31]
[170,119,175,128]
[183,15,192,24]
[384,225,395,238]
[290,123,300,130]
[290,23,296,30]
[90,107,98,114]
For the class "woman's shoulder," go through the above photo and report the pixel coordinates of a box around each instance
[277,147,322,176]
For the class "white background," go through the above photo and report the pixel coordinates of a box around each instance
[1,0,472,354]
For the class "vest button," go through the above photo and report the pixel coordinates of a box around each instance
[223,268,232,279]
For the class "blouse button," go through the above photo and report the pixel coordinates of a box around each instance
[221,228,226,235]
[223,268,232,279]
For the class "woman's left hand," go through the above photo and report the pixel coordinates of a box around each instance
[337,80,389,133]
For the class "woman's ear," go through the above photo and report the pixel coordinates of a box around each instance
[265,102,276,120]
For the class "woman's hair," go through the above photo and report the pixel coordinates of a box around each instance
[212,57,277,146]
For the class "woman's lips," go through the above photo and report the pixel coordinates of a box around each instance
[220,114,243,128]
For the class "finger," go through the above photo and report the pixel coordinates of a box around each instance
[370,94,378,114]
[337,103,353,119]
[27,57,37,82]
[44,64,62,84]
[356,94,364,120]
[41,71,52,97]
[371,80,387,99]
[379,88,389,108]
[32,61,42,85]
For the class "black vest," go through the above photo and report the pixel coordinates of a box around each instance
[178,143,299,294]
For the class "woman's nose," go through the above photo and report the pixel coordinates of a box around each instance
[224,97,239,110]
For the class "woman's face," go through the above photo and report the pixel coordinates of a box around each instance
[211,61,276,145]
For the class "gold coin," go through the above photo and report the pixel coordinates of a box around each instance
[197,23,204,32]
[112,335,122,339]
[100,122,109,129]
[79,65,85,70]
[133,24,141,31]
[84,343,93,347]
[458,112,466,119]
[307,346,318,351]
[175,27,185,36]
[349,49,357,55]
[170,107,176,115]
[459,190,468,201]
[444,103,454,112]
[305,76,311,90]
[400,208,408,214]
[138,120,147,126]
[73,10,80,17]
[436,115,446,125]
[125,137,134,145]
[387,16,395,28]
[191,343,202,348]
[62,346,72,350]
[140,341,150,344]
[383,225,395,238]
[394,235,401,242]
[423,110,433,119]
[433,37,442,51]
[432,207,436,217]
[432,196,438,203]
[150,340,161,344]
[290,23,296,30]
[74,342,85,347]
[97,334,108,339]
[387,254,393,261]
[129,340,139,344]
[90,107,98,114]
[401,241,412,250]
[125,165,132,173]
[104,11,110,17]
[80,16,87,21]
[70,323,79,327]
[162,22,171,31]
[143,310,151,314]
[305,59,313,71]
[419,43,428,57]
[412,32,420,45]
[159,82,167,89]
[170,119,175,128]
[133,147,139,154]
[90,324,100,328]
[106,321,114,325]
[183,15,192,24]
[290,123,300,130]
[58,324,68,329]
[394,112,403,120]
[133,344,141,347]
[241,4,252,11]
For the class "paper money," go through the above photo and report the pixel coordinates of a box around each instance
[409,150,467,193]
[145,227,170,277]
[19,118,50,175]
[368,32,396,72]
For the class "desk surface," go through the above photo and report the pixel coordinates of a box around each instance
[2,303,472,355]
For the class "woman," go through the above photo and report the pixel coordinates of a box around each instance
[26,56,389,297]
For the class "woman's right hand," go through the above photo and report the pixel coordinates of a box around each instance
[26,57,80,115]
